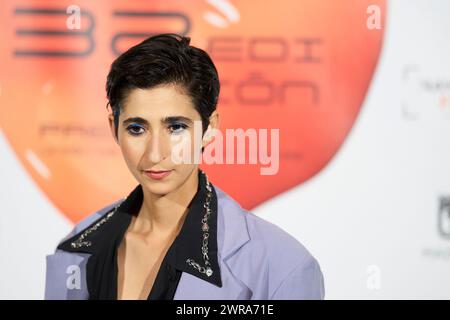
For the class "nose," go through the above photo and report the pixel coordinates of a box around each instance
[145,130,168,164]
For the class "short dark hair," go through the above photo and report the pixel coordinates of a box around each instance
[106,33,220,138]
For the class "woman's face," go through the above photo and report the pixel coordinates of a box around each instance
[109,84,217,196]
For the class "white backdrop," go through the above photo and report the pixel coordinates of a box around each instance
[1,0,449,299]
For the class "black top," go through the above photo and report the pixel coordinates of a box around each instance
[58,169,222,299]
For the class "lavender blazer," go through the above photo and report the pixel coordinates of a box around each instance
[45,185,325,300]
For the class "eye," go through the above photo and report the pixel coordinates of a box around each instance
[126,124,145,136]
[168,123,189,134]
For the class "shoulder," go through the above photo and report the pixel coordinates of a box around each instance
[244,210,325,299]
[214,185,325,299]
[215,185,314,265]
[55,199,124,248]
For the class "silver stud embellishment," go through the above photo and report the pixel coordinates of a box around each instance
[186,171,215,277]
[70,201,123,249]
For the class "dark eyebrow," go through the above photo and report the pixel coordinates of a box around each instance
[162,116,193,125]
[122,117,149,126]
[122,116,193,126]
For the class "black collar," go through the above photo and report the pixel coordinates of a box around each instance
[58,169,222,288]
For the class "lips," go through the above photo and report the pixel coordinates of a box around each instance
[143,170,173,180]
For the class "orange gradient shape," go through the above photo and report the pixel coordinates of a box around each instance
[0,0,385,222]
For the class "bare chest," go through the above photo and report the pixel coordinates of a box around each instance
[117,235,172,300]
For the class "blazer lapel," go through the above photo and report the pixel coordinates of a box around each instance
[174,186,252,300]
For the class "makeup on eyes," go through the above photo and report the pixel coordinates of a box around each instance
[122,116,194,127]
[168,122,189,134]
[125,120,190,136]
[126,124,145,136]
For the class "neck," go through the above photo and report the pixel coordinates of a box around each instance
[135,168,200,237]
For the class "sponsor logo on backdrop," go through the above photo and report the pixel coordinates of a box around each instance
[421,196,450,262]
[438,196,450,239]
[401,65,450,120]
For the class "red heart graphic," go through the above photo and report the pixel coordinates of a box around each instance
[0,0,385,222]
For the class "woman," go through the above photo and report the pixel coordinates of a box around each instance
[45,33,325,300]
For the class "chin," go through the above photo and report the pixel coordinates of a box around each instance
[142,181,176,196]
[142,172,175,186]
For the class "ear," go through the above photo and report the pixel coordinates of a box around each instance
[108,113,119,145]
[202,110,220,148]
